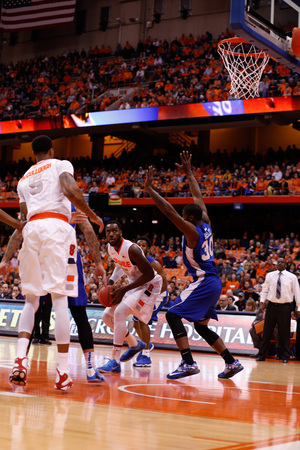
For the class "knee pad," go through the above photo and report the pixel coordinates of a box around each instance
[194,322,219,346]
[166,310,187,340]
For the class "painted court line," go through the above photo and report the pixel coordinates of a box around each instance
[258,444,300,450]
[118,384,216,404]
[0,391,36,398]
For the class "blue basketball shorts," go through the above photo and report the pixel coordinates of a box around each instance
[168,275,222,322]
[68,252,88,307]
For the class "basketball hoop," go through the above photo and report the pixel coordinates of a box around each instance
[218,37,270,99]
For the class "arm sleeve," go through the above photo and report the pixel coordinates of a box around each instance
[109,265,125,284]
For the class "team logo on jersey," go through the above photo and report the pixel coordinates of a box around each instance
[112,257,131,268]
[204,230,211,240]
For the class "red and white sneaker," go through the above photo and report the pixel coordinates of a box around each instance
[54,367,73,391]
[9,357,28,386]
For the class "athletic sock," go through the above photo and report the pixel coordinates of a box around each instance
[17,338,30,358]
[84,351,95,370]
[180,348,194,365]
[221,349,235,364]
[113,346,122,363]
[57,353,69,373]
[125,332,138,348]
[142,349,150,357]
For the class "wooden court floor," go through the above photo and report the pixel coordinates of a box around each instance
[1,336,300,450]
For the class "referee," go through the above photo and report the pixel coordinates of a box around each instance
[256,258,300,363]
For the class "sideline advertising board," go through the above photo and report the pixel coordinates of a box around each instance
[0,301,256,355]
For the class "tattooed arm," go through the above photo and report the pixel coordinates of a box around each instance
[78,219,107,285]
[59,172,104,232]
[0,230,23,274]
[0,209,24,231]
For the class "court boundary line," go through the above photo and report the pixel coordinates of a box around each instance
[118,383,216,404]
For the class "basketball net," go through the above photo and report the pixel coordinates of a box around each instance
[218,37,270,99]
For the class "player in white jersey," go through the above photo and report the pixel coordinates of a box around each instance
[9,135,104,390]
[98,220,162,373]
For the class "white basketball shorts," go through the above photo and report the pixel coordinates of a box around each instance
[106,274,162,324]
[18,218,78,297]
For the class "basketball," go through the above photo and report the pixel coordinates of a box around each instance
[97,285,115,307]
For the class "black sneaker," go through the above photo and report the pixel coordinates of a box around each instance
[39,339,52,345]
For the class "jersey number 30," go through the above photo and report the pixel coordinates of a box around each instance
[202,236,213,261]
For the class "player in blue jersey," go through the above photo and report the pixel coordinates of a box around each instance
[131,236,168,367]
[145,151,244,380]
[68,207,106,382]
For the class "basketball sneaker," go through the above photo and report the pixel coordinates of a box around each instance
[120,339,146,362]
[133,355,152,368]
[87,368,105,382]
[9,357,28,386]
[218,360,244,379]
[54,367,73,391]
[136,342,154,361]
[167,360,200,380]
[98,359,121,373]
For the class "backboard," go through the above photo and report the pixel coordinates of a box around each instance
[230,0,300,73]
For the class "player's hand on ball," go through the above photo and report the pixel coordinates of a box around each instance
[111,286,127,305]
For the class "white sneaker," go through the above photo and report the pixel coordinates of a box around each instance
[54,367,73,391]
[9,357,28,386]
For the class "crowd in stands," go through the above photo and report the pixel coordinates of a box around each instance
[0,30,300,121]
[1,228,299,312]
[1,146,299,201]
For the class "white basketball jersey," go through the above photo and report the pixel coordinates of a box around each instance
[18,158,74,221]
[108,238,154,283]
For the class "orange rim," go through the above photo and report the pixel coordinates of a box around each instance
[218,37,269,58]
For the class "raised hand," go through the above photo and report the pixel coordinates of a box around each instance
[145,166,155,190]
[175,151,192,175]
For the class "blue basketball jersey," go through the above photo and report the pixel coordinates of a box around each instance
[182,222,218,280]
[68,204,88,306]
[169,221,221,322]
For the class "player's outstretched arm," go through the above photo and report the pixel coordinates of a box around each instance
[0,209,24,231]
[176,151,210,225]
[78,218,107,285]
[59,172,104,233]
[145,166,199,248]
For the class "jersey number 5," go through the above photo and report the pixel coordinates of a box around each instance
[29,176,43,195]
[202,236,213,261]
